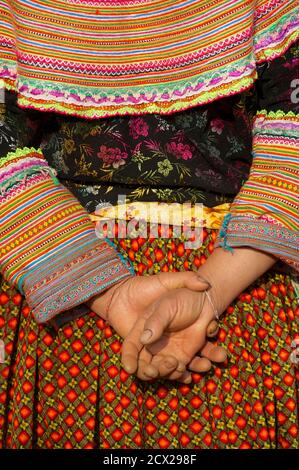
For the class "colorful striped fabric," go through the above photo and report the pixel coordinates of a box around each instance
[216,110,299,271]
[0,148,135,323]
[0,0,298,118]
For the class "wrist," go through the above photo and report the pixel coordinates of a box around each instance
[85,290,111,320]
[197,245,276,316]
[190,288,218,324]
[204,290,220,321]
[196,267,225,317]
[86,277,130,321]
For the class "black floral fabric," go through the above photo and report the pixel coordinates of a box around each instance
[40,90,255,212]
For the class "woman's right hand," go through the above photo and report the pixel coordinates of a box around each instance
[87,271,224,381]
[121,285,226,382]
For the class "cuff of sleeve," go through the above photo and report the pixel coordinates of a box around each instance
[215,214,299,271]
[49,304,90,331]
[25,239,135,324]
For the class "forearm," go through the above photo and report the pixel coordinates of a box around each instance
[215,41,299,272]
[203,48,299,315]
[197,246,276,316]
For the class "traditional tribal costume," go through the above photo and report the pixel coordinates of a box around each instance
[0,0,298,448]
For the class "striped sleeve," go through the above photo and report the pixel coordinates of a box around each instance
[216,42,299,271]
[0,147,135,324]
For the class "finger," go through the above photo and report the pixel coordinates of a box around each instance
[121,319,145,374]
[201,341,227,363]
[158,358,185,379]
[138,363,160,379]
[138,352,179,379]
[157,271,211,292]
[207,320,219,338]
[188,356,212,373]
[136,349,159,381]
[165,369,193,384]
[164,366,188,381]
[177,371,193,384]
[136,360,159,381]
[149,355,179,377]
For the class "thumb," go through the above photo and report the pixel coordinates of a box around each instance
[156,271,211,292]
[140,302,175,345]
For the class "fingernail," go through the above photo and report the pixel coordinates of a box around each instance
[140,329,153,343]
[209,322,218,333]
[123,364,134,374]
[197,275,211,288]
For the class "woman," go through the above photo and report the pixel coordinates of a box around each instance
[0,0,298,448]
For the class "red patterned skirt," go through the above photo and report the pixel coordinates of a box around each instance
[0,227,298,449]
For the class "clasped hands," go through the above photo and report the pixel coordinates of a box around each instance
[88,271,227,384]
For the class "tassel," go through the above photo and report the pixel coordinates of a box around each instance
[219,213,234,253]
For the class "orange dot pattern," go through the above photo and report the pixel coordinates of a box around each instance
[0,225,298,449]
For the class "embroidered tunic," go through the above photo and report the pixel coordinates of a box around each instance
[0,0,298,118]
